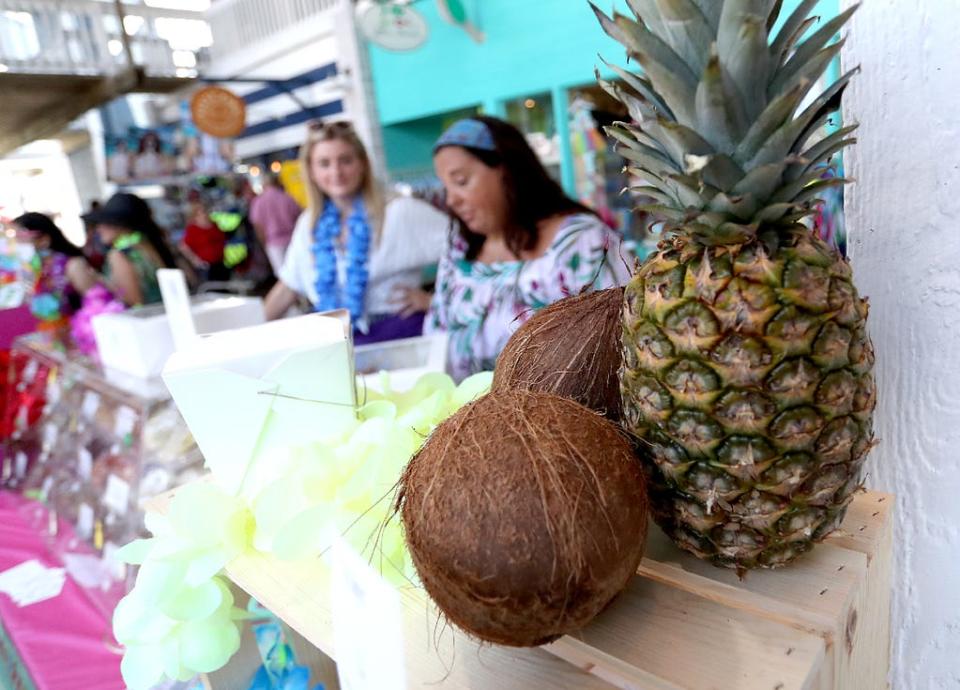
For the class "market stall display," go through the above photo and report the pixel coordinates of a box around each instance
[149,483,892,690]
[110,311,493,687]
[1,332,202,617]
[0,491,125,690]
[104,1,888,688]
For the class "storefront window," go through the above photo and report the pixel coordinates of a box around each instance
[503,92,561,182]
[567,84,658,258]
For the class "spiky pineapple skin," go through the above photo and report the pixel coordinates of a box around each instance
[620,227,876,570]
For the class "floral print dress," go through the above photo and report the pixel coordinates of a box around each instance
[31,252,79,324]
[426,213,634,381]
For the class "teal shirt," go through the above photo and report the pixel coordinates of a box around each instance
[105,235,163,305]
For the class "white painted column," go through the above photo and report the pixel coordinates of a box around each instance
[841,1,960,687]
[335,0,387,182]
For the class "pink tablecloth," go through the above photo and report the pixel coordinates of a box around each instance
[0,491,123,689]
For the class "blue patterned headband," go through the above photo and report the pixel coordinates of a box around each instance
[433,119,496,153]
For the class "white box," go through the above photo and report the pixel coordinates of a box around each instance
[162,312,356,497]
[92,295,266,379]
[354,333,448,391]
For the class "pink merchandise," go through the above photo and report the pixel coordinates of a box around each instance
[0,492,123,690]
[0,306,37,350]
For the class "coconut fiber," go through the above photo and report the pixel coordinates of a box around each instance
[492,288,624,420]
[398,389,648,646]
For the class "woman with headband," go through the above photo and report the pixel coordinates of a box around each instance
[427,115,633,380]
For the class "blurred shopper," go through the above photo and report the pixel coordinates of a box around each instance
[427,116,633,380]
[181,199,229,282]
[249,171,301,276]
[83,193,179,306]
[81,200,107,271]
[263,120,448,344]
[11,213,98,324]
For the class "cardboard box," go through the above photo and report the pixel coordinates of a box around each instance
[92,295,265,379]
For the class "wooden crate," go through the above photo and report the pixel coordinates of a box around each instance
[148,487,892,690]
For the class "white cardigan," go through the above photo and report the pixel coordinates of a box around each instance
[279,196,449,317]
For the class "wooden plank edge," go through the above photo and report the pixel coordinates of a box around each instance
[637,559,839,641]
[544,636,687,690]
[823,491,893,563]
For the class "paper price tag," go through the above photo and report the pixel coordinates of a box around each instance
[77,503,94,540]
[102,542,126,581]
[14,452,27,479]
[0,560,66,607]
[104,474,131,515]
[81,391,100,420]
[77,448,93,480]
[21,359,38,384]
[329,534,406,690]
[40,476,54,502]
[45,370,60,403]
[114,406,137,439]
[139,467,170,499]
[42,423,58,450]
[15,406,28,431]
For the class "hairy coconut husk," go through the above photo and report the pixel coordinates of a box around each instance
[398,390,648,647]
[493,288,624,420]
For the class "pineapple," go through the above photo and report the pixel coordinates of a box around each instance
[593,0,875,570]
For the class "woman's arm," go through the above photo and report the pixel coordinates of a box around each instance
[264,281,299,320]
[106,250,144,306]
[64,256,98,295]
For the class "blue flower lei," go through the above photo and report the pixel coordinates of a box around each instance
[312,197,371,322]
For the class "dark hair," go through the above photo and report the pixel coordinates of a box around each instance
[136,208,178,268]
[13,213,83,258]
[126,197,179,270]
[138,132,162,155]
[435,115,596,261]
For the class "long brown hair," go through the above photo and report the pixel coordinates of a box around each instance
[299,120,385,243]
[435,115,597,261]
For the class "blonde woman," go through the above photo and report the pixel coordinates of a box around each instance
[264,121,448,344]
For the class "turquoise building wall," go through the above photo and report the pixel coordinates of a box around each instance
[368,0,840,188]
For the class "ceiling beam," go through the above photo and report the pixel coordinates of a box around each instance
[0,69,138,155]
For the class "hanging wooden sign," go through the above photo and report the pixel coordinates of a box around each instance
[190,86,247,138]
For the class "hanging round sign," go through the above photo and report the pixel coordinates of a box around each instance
[190,86,247,138]
[356,1,429,52]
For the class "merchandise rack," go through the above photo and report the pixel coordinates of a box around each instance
[148,483,892,690]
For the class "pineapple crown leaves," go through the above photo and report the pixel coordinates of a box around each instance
[591,0,860,241]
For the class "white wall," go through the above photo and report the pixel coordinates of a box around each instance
[841,1,960,688]
[203,0,384,173]
[0,141,86,245]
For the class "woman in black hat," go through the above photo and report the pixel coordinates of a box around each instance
[83,193,179,306]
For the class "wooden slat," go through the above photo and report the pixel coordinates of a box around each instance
[220,550,616,690]
[547,576,825,690]
[825,492,894,690]
[145,483,893,690]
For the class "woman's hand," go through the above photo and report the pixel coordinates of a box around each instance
[392,286,433,318]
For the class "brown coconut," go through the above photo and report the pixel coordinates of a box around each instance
[398,389,648,647]
[493,287,624,420]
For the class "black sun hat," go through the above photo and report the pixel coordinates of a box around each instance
[82,192,154,231]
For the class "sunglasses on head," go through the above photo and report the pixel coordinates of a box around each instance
[307,119,355,134]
